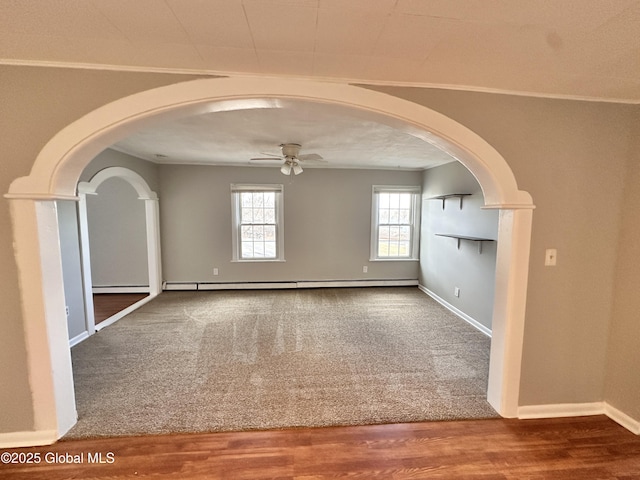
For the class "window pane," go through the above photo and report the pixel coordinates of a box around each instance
[389,193,400,209]
[264,242,276,257]
[241,242,254,258]
[398,241,410,256]
[389,209,399,224]
[399,193,411,208]
[253,192,264,207]
[241,208,253,223]
[264,192,275,207]
[253,242,265,257]
[399,209,410,224]
[241,225,253,241]
[241,193,253,207]
[379,208,389,224]
[264,208,275,224]
[253,207,264,223]
[389,226,400,240]
[378,192,389,208]
[264,225,276,241]
[388,240,399,256]
[399,225,411,241]
[379,225,390,241]
[378,240,389,257]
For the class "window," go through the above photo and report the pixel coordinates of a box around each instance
[231,184,284,261]
[371,185,420,260]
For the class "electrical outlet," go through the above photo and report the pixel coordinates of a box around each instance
[213,268,219,276]
[454,287,460,297]
[65,306,70,316]
[545,249,557,266]
[362,266,368,273]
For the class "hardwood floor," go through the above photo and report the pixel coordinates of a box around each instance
[2,416,639,479]
[93,293,148,324]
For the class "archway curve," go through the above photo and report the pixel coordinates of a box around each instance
[79,166,158,199]
[6,76,534,444]
[9,77,532,209]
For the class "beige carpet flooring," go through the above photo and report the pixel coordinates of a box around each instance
[66,287,498,438]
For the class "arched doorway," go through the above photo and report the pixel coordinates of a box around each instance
[6,77,534,445]
[77,167,162,336]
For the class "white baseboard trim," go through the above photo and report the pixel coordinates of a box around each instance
[165,279,419,291]
[518,402,640,435]
[298,279,419,288]
[94,294,154,331]
[0,429,57,448]
[605,403,640,435]
[518,402,604,419]
[418,284,491,337]
[164,283,197,291]
[68,331,89,348]
[92,286,150,294]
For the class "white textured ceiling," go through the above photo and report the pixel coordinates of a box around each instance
[4,1,640,171]
[111,100,456,170]
[2,0,640,103]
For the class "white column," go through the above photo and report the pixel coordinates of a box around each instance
[9,198,77,441]
[76,187,96,335]
[144,196,162,296]
[487,207,534,417]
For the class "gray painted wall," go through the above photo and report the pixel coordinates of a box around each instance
[159,165,422,283]
[370,85,632,408]
[87,176,149,288]
[2,67,639,434]
[419,162,499,329]
[57,201,87,340]
[605,109,640,420]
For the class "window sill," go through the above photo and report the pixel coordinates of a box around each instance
[369,257,419,262]
[231,259,286,263]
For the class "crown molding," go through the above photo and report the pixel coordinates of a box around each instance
[2,58,639,105]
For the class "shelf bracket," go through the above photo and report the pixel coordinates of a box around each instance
[431,194,471,210]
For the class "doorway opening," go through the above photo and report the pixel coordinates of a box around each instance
[76,166,161,337]
[6,77,534,445]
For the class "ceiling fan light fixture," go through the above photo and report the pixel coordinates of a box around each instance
[292,162,303,175]
[280,162,292,175]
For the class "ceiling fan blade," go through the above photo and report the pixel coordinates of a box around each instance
[298,153,324,161]
[250,157,283,161]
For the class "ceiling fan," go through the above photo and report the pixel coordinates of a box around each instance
[250,143,324,175]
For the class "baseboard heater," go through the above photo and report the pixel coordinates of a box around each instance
[163,279,419,291]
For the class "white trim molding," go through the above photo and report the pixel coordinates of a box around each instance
[4,76,534,446]
[168,279,420,291]
[518,402,605,420]
[68,331,89,348]
[418,285,491,337]
[518,402,640,435]
[0,430,58,449]
[604,403,640,435]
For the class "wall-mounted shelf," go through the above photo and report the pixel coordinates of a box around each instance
[435,233,495,254]
[429,193,471,210]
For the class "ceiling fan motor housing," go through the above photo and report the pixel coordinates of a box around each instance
[280,143,302,158]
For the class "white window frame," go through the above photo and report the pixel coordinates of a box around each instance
[231,184,285,262]
[370,185,421,261]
